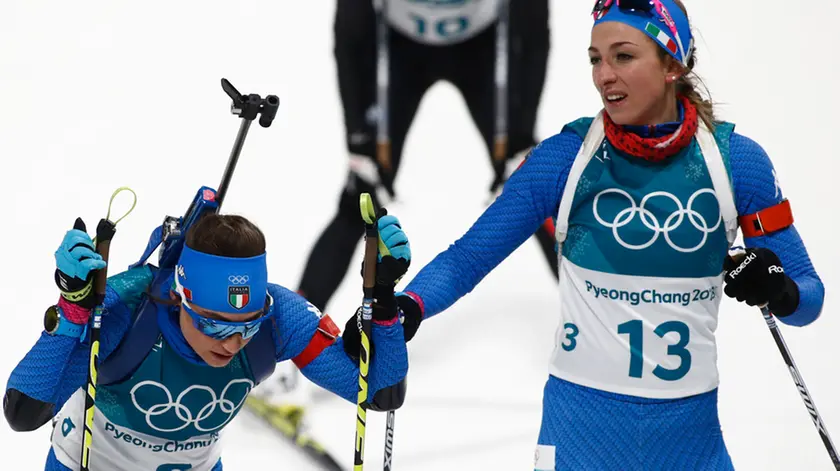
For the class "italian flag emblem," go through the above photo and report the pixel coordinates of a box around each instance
[645,22,678,55]
[228,286,250,310]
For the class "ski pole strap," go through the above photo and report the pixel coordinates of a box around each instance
[93,187,136,302]
[104,186,138,225]
[60,281,94,304]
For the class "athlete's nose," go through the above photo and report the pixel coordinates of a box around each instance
[220,334,244,353]
[594,61,618,91]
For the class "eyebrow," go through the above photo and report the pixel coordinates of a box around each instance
[588,41,638,53]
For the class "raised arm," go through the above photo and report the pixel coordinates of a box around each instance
[402,131,583,318]
[4,267,151,431]
[728,132,824,326]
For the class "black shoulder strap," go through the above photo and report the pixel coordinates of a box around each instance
[244,317,278,385]
[98,267,168,386]
[97,298,161,386]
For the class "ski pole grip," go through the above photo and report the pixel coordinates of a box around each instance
[726,249,770,309]
[360,193,379,293]
[93,219,116,299]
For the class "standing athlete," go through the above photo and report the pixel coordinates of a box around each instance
[343,1,826,468]
[298,0,556,315]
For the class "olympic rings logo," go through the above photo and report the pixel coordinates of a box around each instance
[592,188,721,253]
[228,275,249,285]
[130,379,253,433]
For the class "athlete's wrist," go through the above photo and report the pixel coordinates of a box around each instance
[44,302,88,340]
[57,297,93,324]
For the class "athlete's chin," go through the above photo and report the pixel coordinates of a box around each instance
[603,97,651,126]
[605,104,641,126]
[202,351,236,367]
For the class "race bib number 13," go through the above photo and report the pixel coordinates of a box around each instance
[562,320,693,381]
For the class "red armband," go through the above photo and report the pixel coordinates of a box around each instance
[292,315,341,369]
[541,217,556,238]
[739,199,794,238]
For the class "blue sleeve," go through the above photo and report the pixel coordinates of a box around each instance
[301,327,408,403]
[268,285,408,402]
[729,132,824,326]
[267,284,323,363]
[5,267,149,414]
[403,131,582,317]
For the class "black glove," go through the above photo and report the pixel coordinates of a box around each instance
[342,290,425,361]
[365,377,407,412]
[723,248,799,317]
[396,293,423,342]
[54,218,106,309]
[342,289,399,361]
[342,291,410,413]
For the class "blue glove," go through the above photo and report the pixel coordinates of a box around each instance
[376,213,410,286]
[54,218,106,308]
[378,214,410,262]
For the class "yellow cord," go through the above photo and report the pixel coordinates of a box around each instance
[105,187,137,225]
[91,187,137,246]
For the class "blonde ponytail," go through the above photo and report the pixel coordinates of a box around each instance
[670,0,716,130]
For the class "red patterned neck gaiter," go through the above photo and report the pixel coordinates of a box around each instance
[603,96,699,162]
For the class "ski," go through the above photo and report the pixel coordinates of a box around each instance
[244,396,344,471]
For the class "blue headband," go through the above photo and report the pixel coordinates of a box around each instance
[174,245,268,315]
[594,0,693,66]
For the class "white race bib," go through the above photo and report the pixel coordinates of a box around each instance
[52,389,224,471]
[549,260,723,399]
[386,0,500,45]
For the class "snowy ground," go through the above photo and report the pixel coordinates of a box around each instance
[2,1,840,469]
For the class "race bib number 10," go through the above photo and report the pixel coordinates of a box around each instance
[410,14,470,40]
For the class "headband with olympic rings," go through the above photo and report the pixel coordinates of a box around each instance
[174,244,268,315]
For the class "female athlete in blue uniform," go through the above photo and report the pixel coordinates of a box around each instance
[5,211,411,471]
[344,0,825,468]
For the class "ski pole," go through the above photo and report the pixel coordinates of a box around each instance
[354,193,380,470]
[358,193,401,471]
[728,250,839,469]
[383,408,396,471]
[373,0,395,199]
[79,187,137,471]
[759,306,840,469]
[493,0,510,165]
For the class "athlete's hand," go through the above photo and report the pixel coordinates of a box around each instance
[724,247,799,317]
[54,218,106,309]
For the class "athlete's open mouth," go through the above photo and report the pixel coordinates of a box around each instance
[605,93,627,105]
